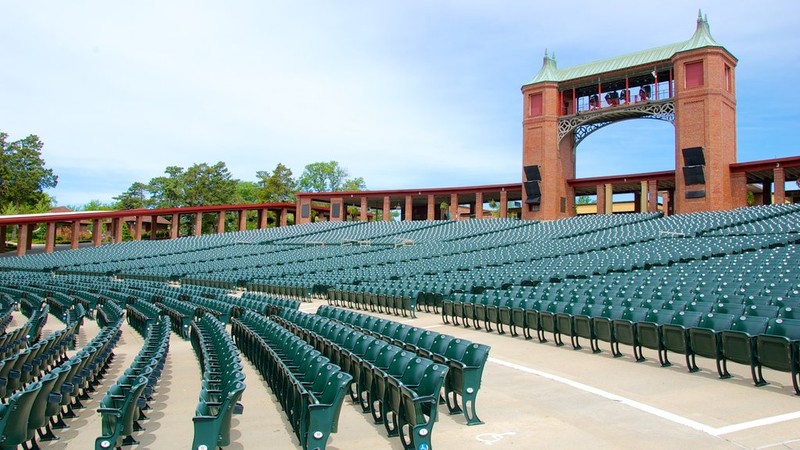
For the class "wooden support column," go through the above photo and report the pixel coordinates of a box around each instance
[112,218,122,243]
[238,210,247,231]
[774,167,786,205]
[596,184,606,215]
[150,215,159,240]
[500,190,508,218]
[280,208,288,227]
[45,222,56,253]
[134,216,143,241]
[604,183,613,214]
[450,193,458,220]
[217,211,226,233]
[257,209,267,229]
[404,195,413,221]
[194,213,203,236]
[475,192,483,219]
[382,196,391,221]
[639,181,648,213]
[170,215,180,239]
[762,181,772,205]
[648,181,658,213]
[0,225,6,253]
[16,224,29,257]
[426,194,435,220]
[69,221,80,249]
[360,197,368,222]
[92,219,102,247]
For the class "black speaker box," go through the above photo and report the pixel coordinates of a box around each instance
[683,165,705,185]
[682,147,705,166]
[524,165,541,181]
[524,181,541,204]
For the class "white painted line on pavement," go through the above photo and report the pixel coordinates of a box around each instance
[488,356,800,437]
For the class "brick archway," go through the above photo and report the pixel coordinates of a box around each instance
[521,12,738,220]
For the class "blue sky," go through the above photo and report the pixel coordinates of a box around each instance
[2,1,798,207]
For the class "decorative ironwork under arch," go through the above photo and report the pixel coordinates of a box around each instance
[559,100,675,146]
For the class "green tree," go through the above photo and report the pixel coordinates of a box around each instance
[0,132,58,210]
[113,182,150,210]
[236,181,260,204]
[297,161,365,192]
[181,162,237,207]
[256,163,297,202]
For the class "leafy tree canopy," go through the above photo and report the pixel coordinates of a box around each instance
[297,161,366,192]
[0,132,58,211]
[256,163,297,203]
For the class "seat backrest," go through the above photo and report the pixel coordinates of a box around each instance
[444,339,473,361]
[670,310,704,328]
[697,313,736,331]
[744,304,780,318]
[415,364,448,398]
[729,315,770,335]
[399,358,433,386]
[764,318,800,341]
[779,306,800,320]
[386,352,414,378]
[429,334,456,356]
[620,307,650,322]
[646,309,676,325]
[463,343,491,367]
[0,381,41,446]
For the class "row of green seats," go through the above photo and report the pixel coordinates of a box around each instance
[96,317,170,449]
[276,310,447,450]
[231,311,351,450]
[190,313,246,450]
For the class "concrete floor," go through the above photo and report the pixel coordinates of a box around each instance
[23,297,800,450]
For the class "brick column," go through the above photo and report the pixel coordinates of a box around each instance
[69,220,81,250]
[238,210,247,231]
[92,219,102,247]
[194,213,203,236]
[648,181,658,213]
[662,191,671,217]
[45,222,56,253]
[404,195,413,221]
[604,183,613,214]
[16,224,29,256]
[217,211,226,233]
[500,190,508,218]
[360,197,368,222]
[382,196,391,221]
[170,215,179,239]
[280,208,288,227]
[450,193,458,220]
[774,167,786,205]
[427,195,435,220]
[475,192,483,219]
[596,185,606,215]
[0,225,6,253]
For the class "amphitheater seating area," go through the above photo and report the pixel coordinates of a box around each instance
[0,204,799,448]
